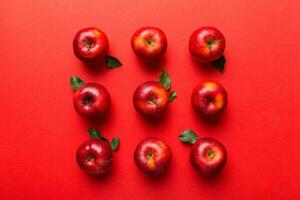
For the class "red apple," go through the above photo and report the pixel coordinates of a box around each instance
[131,26,167,60]
[191,138,227,176]
[179,129,227,176]
[189,26,225,62]
[133,81,169,117]
[133,71,177,117]
[76,128,119,175]
[191,81,227,119]
[134,138,171,176]
[73,27,109,62]
[70,76,110,119]
[76,139,113,175]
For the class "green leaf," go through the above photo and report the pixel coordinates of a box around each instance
[70,75,85,91]
[106,55,122,68]
[87,128,109,142]
[211,56,226,73]
[88,128,101,139]
[110,137,120,151]
[169,91,177,102]
[179,129,199,144]
[157,70,171,90]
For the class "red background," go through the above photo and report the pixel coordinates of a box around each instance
[1,0,300,199]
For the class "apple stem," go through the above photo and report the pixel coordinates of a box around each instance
[146,39,153,46]
[87,154,95,162]
[149,96,159,108]
[207,150,214,158]
[147,151,153,158]
[84,39,94,49]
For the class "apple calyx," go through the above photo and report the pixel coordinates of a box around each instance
[157,70,177,102]
[105,55,122,68]
[84,39,94,49]
[206,149,215,160]
[179,129,199,145]
[211,56,226,73]
[70,75,85,91]
[87,128,120,151]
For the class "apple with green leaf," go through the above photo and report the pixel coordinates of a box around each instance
[179,129,227,176]
[76,128,120,175]
[73,27,122,68]
[70,75,110,119]
[189,26,226,73]
[133,70,177,117]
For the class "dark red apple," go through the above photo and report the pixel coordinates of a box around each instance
[73,27,109,62]
[191,81,227,119]
[189,26,225,62]
[76,128,120,175]
[134,138,171,176]
[191,138,227,176]
[131,26,167,60]
[76,139,113,175]
[133,71,177,117]
[133,81,169,117]
[179,129,227,176]
[70,76,110,119]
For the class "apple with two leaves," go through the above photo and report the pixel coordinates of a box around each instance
[76,128,120,175]
[133,70,177,117]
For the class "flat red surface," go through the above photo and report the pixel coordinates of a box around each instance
[1,0,300,199]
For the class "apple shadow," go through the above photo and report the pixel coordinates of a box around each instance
[133,107,172,129]
[86,112,111,126]
[135,161,173,184]
[190,56,221,75]
[76,101,115,130]
[79,161,116,183]
[192,107,229,129]
[134,54,168,74]
[193,167,228,185]
[78,57,116,76]
[76,59,110,75]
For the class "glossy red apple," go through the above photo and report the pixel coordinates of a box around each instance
[76,139,113,175]
[70,76,110,119]
[179,129,227,176]
[133,81,169,117]
[131,26,167,60]
[134,138,171,176]
[189,26,225,62]
[76,128,119,175]
[191,138,227,176]
[73,27,109,62]
[191,81,227,119]
[133,71,177,117]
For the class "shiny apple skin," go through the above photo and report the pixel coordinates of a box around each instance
[73,83,110,119]
[76,139,113,175]
[189,26,225,62]
[134,138,171,176]
[190,137,227,176]
[73,27,109,62]
[191,81,227,118]
[131,27,167,60]
[133,81,169,117]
